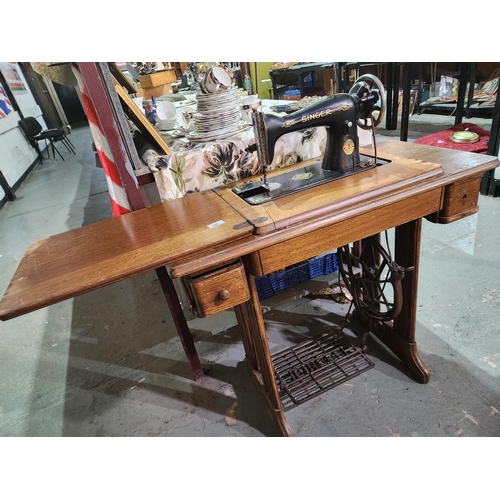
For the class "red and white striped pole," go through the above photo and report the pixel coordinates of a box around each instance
[72,63,132,216]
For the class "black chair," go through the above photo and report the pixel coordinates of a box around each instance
[54,129,75,155]
[18,117,75,163]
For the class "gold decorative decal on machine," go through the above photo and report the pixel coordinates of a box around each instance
[343,139,355,155]
[281,103,353,128]
[291,172,314,181]
[300,108,334,123]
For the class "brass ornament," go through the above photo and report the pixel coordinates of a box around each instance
[450,131,480,144]
[343,139,355,155]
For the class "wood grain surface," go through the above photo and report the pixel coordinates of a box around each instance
[1,142,498,321]
[232,156,443,235]
[0,191,252,320]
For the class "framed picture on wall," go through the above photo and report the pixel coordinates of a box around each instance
[0,63,28,94]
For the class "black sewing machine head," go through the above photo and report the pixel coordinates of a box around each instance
[233,74,389,205]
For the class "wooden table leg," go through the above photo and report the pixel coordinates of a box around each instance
[234,301,258,370]
[155,267,205,381]
[355,219,430,383]
[235,272,293,437]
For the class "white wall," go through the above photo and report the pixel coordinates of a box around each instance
[0,63,47,199]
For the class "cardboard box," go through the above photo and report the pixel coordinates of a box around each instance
[136,84,173,100]
[139,69,177,88]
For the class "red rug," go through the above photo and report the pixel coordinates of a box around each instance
[414,122,490,154]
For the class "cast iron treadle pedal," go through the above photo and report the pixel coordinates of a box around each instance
[272,329,374,406]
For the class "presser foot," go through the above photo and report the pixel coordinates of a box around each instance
[263,181,281,192]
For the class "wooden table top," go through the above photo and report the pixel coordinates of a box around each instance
[217,150,444,235]
[0,190,253,320]
[1,141,498,321]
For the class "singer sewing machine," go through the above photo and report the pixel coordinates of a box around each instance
[0,74,498,437]
[233,74,388,205]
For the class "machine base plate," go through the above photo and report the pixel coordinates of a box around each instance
[233,154,390,205]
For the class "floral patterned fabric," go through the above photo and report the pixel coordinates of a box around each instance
[141,101,327,202]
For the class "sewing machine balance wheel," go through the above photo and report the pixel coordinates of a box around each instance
[337,236,412,323]
[350,74,386,130]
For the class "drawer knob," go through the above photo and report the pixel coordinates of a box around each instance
[218,289,231,301]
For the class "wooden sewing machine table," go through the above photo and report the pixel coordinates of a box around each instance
[1,141,498,436]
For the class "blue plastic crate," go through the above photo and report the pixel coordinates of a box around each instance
[255,252,337,300]
[255,275,274,300]
[323,253,338,275]
[308,255,326,278]
[296,262,311,283]
[269,267,300,292]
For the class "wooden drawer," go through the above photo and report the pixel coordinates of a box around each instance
[187,261,250,317]
[426,176,481,224]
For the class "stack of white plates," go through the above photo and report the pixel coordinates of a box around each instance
[187,87,248,141]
